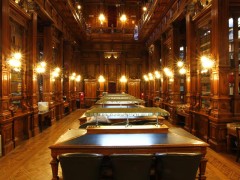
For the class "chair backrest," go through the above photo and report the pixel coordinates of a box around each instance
[110,154,154,180]
[236,127,240,162]
[237,127,240,145]
[59,153,104,180]
[155,152,202,180]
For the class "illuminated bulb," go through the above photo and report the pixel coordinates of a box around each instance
[154,71,161,79]
[36,66,45,73]
[13,52,22,60]
[52,71,59,77]
[164,68,173,77]
[143,74,149,81]
[98,75,105,82]
[142,6,147,11]
[40,61,46,67]
[148,73,154,80]
[77,5,81,10]
[120,14,127,23]
[177,61,184,67]
[120,75,127,83]
[70,75,75,80]
[76,75,81,82]
[8,58,21,68]
[99,13,105,24]
[201,56,214,69]
[179,68,186,75]
[55,67,60,72]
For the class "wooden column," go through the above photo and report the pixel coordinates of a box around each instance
[186,13,195,107]
[27,12,39,135]
[161,36,168,101]
[43,25,56,124]
[186,11,199,136]
[55,36,64,120]
[0,0,14,155]
[63,41,71,113]
[209,0,231,151]
[171,23,181,104]
[153,42,161,98]
[232,15,240,117]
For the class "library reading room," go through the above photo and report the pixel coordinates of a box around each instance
[0,0,240,179]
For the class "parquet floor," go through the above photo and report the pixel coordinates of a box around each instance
[0,109,240,180]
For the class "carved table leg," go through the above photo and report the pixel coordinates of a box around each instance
[198,157,207,180]
[50,153,59,180]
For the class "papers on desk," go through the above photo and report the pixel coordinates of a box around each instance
[55,129,87,144]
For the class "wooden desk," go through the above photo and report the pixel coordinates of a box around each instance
[227,122,240,152]
[38,111,51,132]
[49,128,209,180]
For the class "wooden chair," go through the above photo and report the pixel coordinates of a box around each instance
[155,153,202,180]
[236,127,240,162]
[59,153,103,180]
[110,154,154,180]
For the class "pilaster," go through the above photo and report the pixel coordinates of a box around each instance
[0,0,14,155]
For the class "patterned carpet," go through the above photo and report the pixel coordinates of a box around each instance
[0,109,239,179]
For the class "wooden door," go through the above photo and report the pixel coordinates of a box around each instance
[127,79,140,98]
[84,79,97,107]
[108,82,116,93]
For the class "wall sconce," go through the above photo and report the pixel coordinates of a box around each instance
[104,52,119,59]
[70,72,76,80]
[154,71,161,79]
[51,67,61,81]
[120,75,127,83]
[142,6,147,12]
[99,13,105,25]
[143,74,149,81]
[52,67,61,78]
[98,75,105,83]
[7,52,22,72]
[177,61,184,68]
[75,75,81,82]
[179,68,187,75]
[176,60,187,75]
[120,14,127,23]
[148,73,154,80]
[200,55,214,73]
[163,67,173,77]
[36,61,46,74]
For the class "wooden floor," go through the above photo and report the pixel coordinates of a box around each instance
[0,109,240,180]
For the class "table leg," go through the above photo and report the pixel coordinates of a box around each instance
[227,134,231,152]
[50,154,59,180]
[198,156,207,180]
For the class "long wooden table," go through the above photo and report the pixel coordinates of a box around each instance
[49,128,209,180]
